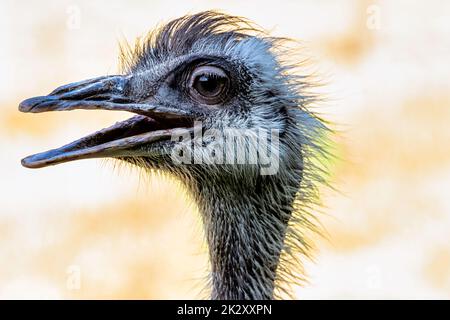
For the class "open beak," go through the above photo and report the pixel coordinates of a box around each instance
[19,75,194,169]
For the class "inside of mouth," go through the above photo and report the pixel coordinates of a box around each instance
[21,114,194,168]
[80,114,193,149]
[93,115,158,145]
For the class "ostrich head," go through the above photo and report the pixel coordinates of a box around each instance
[19,11,329,299]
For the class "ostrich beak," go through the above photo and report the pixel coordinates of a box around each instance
[19,75,193,169]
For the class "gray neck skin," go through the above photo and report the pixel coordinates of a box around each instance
[190,170,300,300]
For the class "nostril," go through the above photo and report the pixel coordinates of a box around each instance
[58,93,132,103]
[85,95,133,103]
[110,96,133,103]
[86,95,111,102]
[48,75,111,96]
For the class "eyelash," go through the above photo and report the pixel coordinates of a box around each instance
[199,72,219,78]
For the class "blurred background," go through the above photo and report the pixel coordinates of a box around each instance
[1,0,449,299]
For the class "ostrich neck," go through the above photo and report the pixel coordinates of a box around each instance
[193,173,298,300]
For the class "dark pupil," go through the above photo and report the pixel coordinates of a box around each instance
[194,74,225,97]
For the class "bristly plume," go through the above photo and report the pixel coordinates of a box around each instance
[119,11,258,73]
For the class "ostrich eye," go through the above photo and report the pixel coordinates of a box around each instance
[189,66,230,105]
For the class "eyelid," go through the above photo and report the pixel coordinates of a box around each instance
[188,65,227,87]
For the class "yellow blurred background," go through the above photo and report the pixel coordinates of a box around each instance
[1,0,449,299]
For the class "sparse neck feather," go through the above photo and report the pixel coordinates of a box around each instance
[191,170,301,300]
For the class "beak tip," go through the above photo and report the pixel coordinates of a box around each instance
[19,96,54,113]
[18,101,30,113]
[18,97,40,113]
[21,157,34,168]
[21,155,45,169]
[21,157,31,168]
